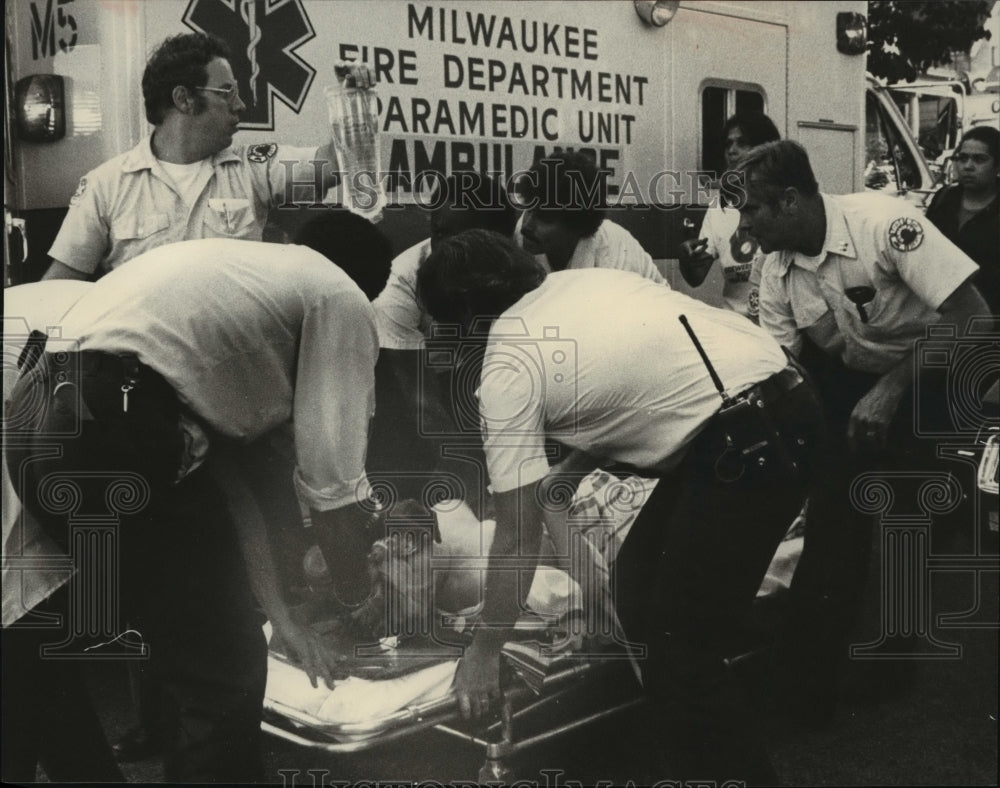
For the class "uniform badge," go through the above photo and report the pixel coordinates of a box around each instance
[70,177,88,206]
[246,143,278,163]
[888,217,924,252]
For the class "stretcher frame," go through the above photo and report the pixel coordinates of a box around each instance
[261,636,774,782]
[261,644,647,783]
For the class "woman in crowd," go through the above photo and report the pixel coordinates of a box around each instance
[677,111,781,322]
[925,125,999,315]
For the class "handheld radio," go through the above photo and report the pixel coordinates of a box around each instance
[678,314,780,481]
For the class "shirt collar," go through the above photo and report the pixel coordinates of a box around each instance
[774,192,857,277]
[821,193,857,260]
[120,135,159,174]
[120,134,240,173]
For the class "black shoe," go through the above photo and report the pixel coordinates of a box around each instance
[111,725,159,762]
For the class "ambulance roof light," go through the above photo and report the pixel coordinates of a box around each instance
[634,0,679,27]
[837,12,868,56]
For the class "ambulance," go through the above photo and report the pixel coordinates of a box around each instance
[890,79,1000,180]
[4,0,934,290]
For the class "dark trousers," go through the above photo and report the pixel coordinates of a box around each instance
[777,342,959,704]
[126,426,305,754]
[612,369,822,785]
[5,350,268,783]
[1,588,123,783]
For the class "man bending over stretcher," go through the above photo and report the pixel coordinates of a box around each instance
[415,229,823,786]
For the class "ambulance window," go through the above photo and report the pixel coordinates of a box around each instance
[889,89,959,183]
[865,91,924,194]
[915,95,959,160]
[701,85,766,175]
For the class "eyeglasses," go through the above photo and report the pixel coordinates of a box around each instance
[951,153,992,165]
[197,85,240,104]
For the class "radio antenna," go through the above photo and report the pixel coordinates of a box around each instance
[679,314,732,405]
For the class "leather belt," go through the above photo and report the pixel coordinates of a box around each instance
[737,364,805,406]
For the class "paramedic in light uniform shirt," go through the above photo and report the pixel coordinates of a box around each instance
[736,140,988,723]
[514,150,668,283]
[6,230,391,782]
[416,230,824,785]
[44,32,375,280]
[369,174,517,513]
[374,173,518,351]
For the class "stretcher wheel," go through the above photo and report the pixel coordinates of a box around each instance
[479,758,515,783]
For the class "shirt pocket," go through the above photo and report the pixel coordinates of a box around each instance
[111,212,170,243]
[203,198,258,239]
[833,286,897,342]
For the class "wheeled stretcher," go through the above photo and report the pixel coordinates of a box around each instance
[261,472,804,782]
[263,618,650,782]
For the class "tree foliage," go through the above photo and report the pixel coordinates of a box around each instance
[867,0,993,83]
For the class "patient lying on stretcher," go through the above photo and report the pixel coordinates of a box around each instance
[286,496,595,651]
[265,471,804,728]
[264,498,580,727]
[264,472,653,725]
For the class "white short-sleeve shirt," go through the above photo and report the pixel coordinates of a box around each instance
[374,218,668,351]
[517,217,668,284]
[478,269,787,493]
[49,136,322,276]
[699,203,765,319]
[758,193,979,373]
[56,238,378,512]
[373,239,432,350]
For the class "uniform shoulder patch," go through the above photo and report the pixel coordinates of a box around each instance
[246,143,278,164]
[888,216,924,252]
[70,177,88,206]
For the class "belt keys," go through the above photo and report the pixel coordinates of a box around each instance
[121,378,139,414]
[121,354,142,414]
